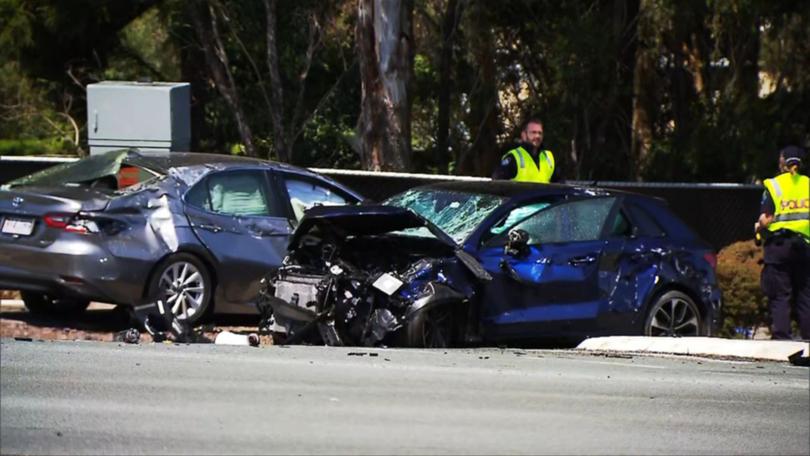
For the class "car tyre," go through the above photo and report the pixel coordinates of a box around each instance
[20,292,90,316]
[405,305,456,348]
[643,290,705,337]
[147,253,213,325]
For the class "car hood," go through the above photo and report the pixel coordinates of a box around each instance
[291,204,458,249]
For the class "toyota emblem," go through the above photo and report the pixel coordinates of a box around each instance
[11,196,23,207]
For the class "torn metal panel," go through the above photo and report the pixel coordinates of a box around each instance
[0,149,364,324]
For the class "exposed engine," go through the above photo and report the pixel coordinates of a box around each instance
[261,230,456,346]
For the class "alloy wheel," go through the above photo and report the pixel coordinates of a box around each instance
[158,261,207,321]
[646,295,701,337]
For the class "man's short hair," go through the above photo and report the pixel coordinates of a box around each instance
[522,117,544,131]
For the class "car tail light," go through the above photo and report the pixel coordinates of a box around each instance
[703,252,717,270]
[43,212,109,235]
[43,213,73,229]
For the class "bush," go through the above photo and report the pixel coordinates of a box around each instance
[716,240,769,338]
[0,138,80,156]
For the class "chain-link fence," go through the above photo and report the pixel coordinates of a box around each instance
[311,169,762,251]
[1,157,762,251]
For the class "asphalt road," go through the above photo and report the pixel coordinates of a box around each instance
[1,339,808,455]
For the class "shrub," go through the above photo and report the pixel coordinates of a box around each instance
[715,240,769,338]
[0,138,80,156]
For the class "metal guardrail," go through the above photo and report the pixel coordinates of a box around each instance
[1,155,762,250]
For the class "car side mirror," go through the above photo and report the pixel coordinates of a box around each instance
[505,228,530,258]
[630,225,640,239]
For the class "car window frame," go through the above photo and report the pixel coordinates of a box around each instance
[183,168,284,219]
[273,171,358,223]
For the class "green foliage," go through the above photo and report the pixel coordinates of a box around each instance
[1,0,807,182]
[715,240,769,338]
[0,138,78,156]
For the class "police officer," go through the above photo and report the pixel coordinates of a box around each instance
[755,145,810,340]
[492,117,556,183]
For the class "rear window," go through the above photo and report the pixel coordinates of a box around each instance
[627,203,666,237]
[633,199,698,241]
[4,150,159,191]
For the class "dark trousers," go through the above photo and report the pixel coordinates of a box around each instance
[760,236,810,340]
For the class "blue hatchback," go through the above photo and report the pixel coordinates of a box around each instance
[264,181,722,347]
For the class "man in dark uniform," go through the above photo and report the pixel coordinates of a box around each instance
[492,117,557,183]
[755,145,810,340]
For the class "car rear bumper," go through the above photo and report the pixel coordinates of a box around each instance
[0,237,152,305]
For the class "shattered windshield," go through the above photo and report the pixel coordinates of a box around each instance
[4,150,160,191]
[384,189,506,243]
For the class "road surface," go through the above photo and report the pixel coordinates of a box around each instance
[1,339,807,455]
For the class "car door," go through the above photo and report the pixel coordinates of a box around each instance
[184,169,293,305]
[477,196,619,339]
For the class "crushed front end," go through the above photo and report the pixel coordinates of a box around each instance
[257,205,485,347]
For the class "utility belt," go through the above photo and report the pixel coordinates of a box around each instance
[761,228,810,247]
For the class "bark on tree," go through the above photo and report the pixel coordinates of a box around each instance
[458,2,498,177]
[631,47,655,180]
[665,2,710,155]
[264,1,326,163]
[631,0,656,180]
[355,0,414,172]
[590,0,637,180]
[263,0,289,162]
[436,0,461,173]
[189,1,257,157]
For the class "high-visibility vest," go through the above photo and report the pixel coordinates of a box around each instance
[763,172,810,239]
[503,147,555,183]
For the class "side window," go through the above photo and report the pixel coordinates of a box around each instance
[505,197,616,245]
[627,204,666,237]
[284,177,350,221]
[186,171,283,217]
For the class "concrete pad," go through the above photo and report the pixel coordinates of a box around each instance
[577,336,810,362]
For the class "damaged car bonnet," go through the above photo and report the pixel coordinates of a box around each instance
[262,204,492,347]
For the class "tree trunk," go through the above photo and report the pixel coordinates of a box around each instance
[263,0,290,162]
[435,0,461,173]
[631,48,655,180]
[179,40,209,152]
[189,2,257,157]
[458,3,498,177]
[355,0,414,172]
[631,0,655,180]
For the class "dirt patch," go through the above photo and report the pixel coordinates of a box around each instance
[0,305,273,346]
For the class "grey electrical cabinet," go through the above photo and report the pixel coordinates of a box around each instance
[86,81,191,155]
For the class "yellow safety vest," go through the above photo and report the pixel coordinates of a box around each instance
[763,172,810,239]
[504,147,555,183]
